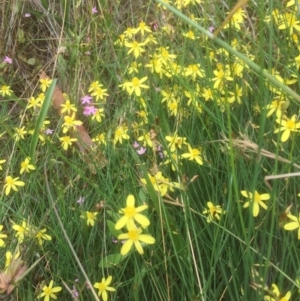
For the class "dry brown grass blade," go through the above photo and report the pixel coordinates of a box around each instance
[264,172,300,190]
[40,71,107,172]
[222,133,300,189]
[213,0,249,37]
[222,133,300,169]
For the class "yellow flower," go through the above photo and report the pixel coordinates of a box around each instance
[35,228,52,246]
[184,0,201,7]
[278,12,300,35]
[294,53,300,69]
[13,126,27,141]
[88,81,102,93]
[27,96,42,109]
[91,108,105,123]
[167,99,179,116]
[38,280,62,301]
[127,61,142,74]
[0,225,7,247]
[141,172,179,196]
[212,68,233,88]
[80,211,98,226]
[93,276,116,301]
[181,144,203,165]
[184,85,201,106]
[118,224,155,255]
[203,202,225,223]
[12,221,29,243]
[228,84,243,104]
[284,213,300,239]
[145,54,163,75]
[115,194,149,230]
[60,100,77,114]
[125,40,146,58]
[123,27,135,39]
[62,113,83,133]
[137,131,153,147]
[120,77,149,97]
[4,176,25,195]
[136,110,148,125]
[163,152,182,171]
[20,157,35,174]
[165,134,187,152]
[39,78,52,92]
[264,9,282,25]
[266,98,288,117]
[114,125,129,145]
[0,85,13,96]
[223,8,246,31]
[0,159,6,170]
[264,283,291,301]
[37,92,45,103]
[156,47,177,65]
[182,30,196,40]
[59,136,77,150]
[92,133,107,145]
[91,86,109,102]
[134,21,151,36]
[157,0,171,10]
[164,61,182,77]
[274,114,300,142]
[241,190,270,217]
[5,250,20,270]
[184,64,205,80]
[201,87,213,101]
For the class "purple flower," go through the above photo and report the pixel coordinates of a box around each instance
[208,26,215,33]
[77,196,85,205]
[137,147,146,155]
[92,7,98,14]
[81,95,92,104]
[3,56,12,64]
[71,286,79,298]
[83,105,97,116]
[133,141,140,149]
[159,151,164,159]
[44,128,53,135]
[24,13,31,17]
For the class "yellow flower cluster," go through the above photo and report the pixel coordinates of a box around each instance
[115,194,155,255]
[141,171,180,196]
[11,220,52,246]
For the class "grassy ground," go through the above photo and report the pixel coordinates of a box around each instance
[0,0,300,300]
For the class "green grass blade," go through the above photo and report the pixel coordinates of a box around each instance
[29,79,56,160]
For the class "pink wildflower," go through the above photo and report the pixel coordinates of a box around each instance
[83,106,97,116]
[81,95,92,104]
[137,147,146,155]
[133,141,140,148]
[44,128,53,135]
[3,56,12,64]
